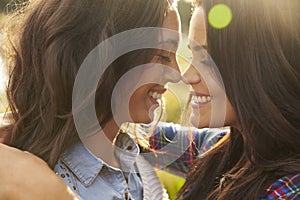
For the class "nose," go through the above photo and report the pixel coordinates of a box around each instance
[182,63,201,85]
[163,60,182,83]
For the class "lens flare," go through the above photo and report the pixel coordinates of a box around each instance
[208,4,232,29]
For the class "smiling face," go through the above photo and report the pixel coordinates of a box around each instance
[183,7,236,128]
[128,9,181,123]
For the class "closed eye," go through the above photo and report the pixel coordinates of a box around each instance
[188,56,211,65]
[199,59,212,66]
[158,55,171,62]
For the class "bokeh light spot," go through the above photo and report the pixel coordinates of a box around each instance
[208,4,232,29]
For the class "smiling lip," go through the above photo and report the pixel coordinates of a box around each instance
[148,88,167,105]
[190,91,212,108]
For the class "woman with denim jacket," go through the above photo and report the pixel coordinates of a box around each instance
[1,0,181,199]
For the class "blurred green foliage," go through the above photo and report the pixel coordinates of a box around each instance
[0,54,7,113]
[0,92,7,113]
[0,0,28,13]
[156,169,185,200]
[178,0,192,34]
[0,0,13,13]
[0,0,9,12]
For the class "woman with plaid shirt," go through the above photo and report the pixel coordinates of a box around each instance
[179,0,300,199]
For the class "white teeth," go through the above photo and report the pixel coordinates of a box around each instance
[192,96,196,102]
[192,95,212,104]
[148,91,162,99]
[198,96,203,103]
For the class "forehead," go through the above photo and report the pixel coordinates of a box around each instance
[162,9,180,31]
[189,7,207,47]
[158,9,180,49]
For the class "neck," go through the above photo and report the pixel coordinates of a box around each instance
[102,119,120,142]
[81,119,121,168]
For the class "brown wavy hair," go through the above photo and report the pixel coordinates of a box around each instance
[179,0,300,199]
[2,0,172,168]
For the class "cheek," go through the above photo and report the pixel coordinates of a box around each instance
[190,108,200,128]
[190,105,212,128]
[143,63,164,77]
[170,54,178,64]
[130,90,144,107]
[128,88,155,124]
[129,86,149,112]
[202,75,222,94]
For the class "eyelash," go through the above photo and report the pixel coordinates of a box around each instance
[158,55,171,62]
[189,56,211,66]
[200,60,211,66]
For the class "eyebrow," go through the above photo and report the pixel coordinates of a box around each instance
[159,39,179,48]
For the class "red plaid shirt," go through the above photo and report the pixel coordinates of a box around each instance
[260,174,300,199]
[143,122,227,177]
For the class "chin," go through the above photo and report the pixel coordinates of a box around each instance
[136,117,152,124]
[130,113,153,124]
[190,113,215,129]
[190,114,201,128]
[190,109,201,128]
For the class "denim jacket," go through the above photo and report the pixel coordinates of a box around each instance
[54,133,168,200]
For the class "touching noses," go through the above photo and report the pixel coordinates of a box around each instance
[182,63,201,85]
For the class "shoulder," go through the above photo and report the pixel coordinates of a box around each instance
[261,173,300,199]
[0,143,78,200]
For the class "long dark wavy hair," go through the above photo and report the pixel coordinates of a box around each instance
[2,0,172,168]
[179,0,300,199]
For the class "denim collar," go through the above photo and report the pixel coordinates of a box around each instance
[61,142,103,187]
[61,132,139,187]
